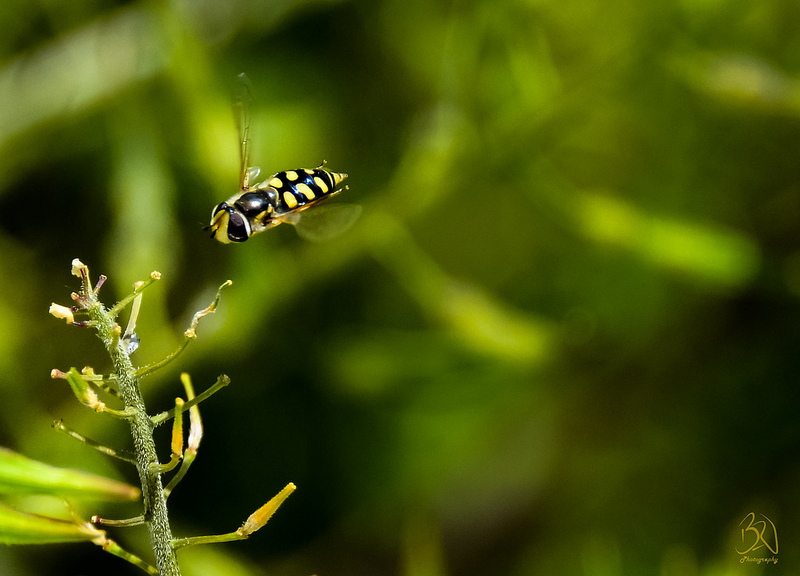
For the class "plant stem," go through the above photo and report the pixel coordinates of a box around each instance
[84,295,180,576]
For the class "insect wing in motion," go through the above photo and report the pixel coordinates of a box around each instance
[233,73,255,190]
[292,203,363,242]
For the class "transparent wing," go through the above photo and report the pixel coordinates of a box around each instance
[233,73,255,189]
[246,166,261,183]
[285,203,363,242]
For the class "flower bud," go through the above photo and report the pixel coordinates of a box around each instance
[49,303,75,324]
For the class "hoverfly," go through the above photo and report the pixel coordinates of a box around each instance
[208,74,359,244]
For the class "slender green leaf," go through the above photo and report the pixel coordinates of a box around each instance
[0,503,101,545]
[0,447,139,501]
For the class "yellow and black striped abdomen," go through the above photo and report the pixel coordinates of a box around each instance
[266,167,347,215]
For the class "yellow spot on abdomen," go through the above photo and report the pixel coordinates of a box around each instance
[283,192,298,208]
[269,177,283,188]
[295,183,315,200]
[313,176,329,193]
[285,171,298,181]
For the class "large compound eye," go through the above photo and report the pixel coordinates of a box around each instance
[207,203,231,241]
[227,210,251,242]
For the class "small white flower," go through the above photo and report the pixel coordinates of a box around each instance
[49,303,75,324]
[71,258,86,278]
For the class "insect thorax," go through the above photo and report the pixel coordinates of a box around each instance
[234,190,278,222]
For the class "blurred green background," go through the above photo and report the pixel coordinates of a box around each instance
[0,0,798,574]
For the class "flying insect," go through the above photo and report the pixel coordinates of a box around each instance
[208,74,358,244]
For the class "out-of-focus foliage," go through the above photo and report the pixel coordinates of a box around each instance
[0,503,101,545]
[0,0,799,574]
[0,447,139,501]
[0,447,139,547]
